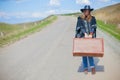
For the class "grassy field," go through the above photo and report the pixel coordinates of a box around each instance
[0,15,57,47]
[97,20,120,40]
[61,12,81,17]
[93,3,120,26]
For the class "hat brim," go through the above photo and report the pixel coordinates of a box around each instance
[80,9,94,12]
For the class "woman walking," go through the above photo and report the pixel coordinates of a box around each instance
[75,5,97,74]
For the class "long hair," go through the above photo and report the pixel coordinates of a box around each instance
[80,13,92,22]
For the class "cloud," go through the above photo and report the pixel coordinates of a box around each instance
[15,0,28,3]
[0,12,7,18]
[58,9,79,14]
[0,11,44,19]
[31,12,43,18]
[0,9,79,20]
[46,10,56,14]
[49,0,60,6]
[0,12,10,19]
[0,0,28,3]
[46,9,79,14]
[0,10,58,20]
[76,0,90,5]
[99,0,110,2]
[14,12,44,18]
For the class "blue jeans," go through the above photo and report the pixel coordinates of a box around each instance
[82,56,95,69]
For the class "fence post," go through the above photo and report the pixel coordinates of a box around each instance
[118,24,120,29]
[104,21,107,24]
[0,32,4,38]
[34,22,37,26]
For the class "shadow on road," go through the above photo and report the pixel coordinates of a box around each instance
[78,57,105,72]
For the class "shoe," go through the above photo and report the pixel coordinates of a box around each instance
[91,68,96,75]
[84,69,88,74]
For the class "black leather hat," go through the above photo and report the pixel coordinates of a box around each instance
[81,5,94,12]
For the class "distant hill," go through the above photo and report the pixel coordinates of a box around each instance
[0,15,57,47]
[92,3,120,26]
[62,3,120,26]
[0,23,22,35]
[0,15,54,36]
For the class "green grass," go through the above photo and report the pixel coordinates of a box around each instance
[97,20,120,40]
[0,23,22,35]
[61,12,81,16]
[93,3,120,26]
[0,15,57,47]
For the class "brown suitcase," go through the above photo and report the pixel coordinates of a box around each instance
[73,38,104,57]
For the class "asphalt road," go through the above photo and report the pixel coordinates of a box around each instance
[0,16,120,80]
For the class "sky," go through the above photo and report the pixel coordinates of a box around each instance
[0,0,120,24]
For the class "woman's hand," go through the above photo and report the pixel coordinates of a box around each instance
[88,32,93,38]
[88,34,92,38]
[85,33,92,38]
[85,33,89,38]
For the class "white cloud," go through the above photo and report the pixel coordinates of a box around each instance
[0,9,79,20]
[58,10,79,14]
[44,9,79,15]
[14,12,44,18]
[0,12,44,19]
[15,0,27,3]
[0,11,58,20]
[99,0,110,2]
[31,12,43,18]
[0,12,10,19]
[0,12,7,18]
[76,0,90,5]
[0,0,29,3]
[49,0,60,6]
[15,0,29,4]
[46,10,56,14]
